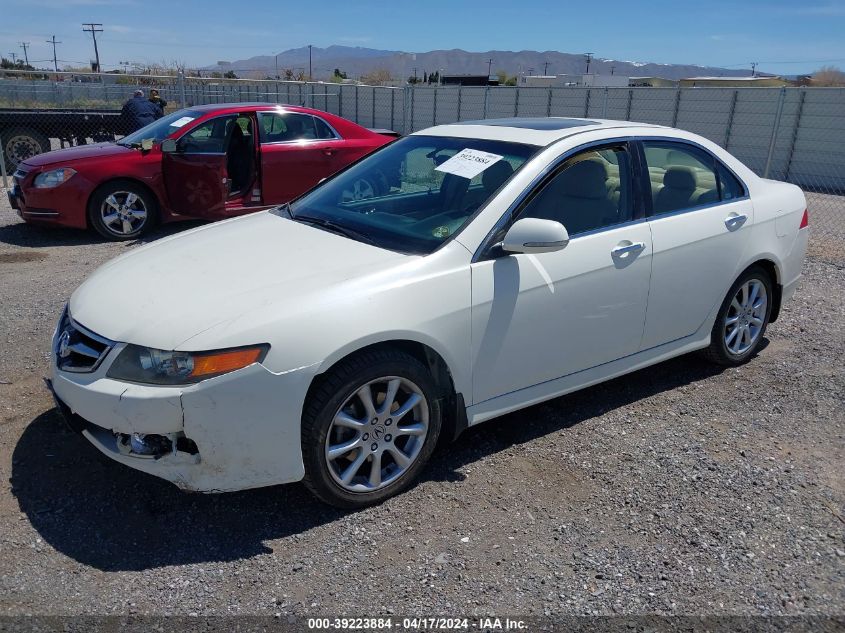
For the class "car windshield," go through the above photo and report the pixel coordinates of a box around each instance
[119,109,205,145]
[285,135,538,254]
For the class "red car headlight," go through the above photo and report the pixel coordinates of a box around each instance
[34,168,77,189]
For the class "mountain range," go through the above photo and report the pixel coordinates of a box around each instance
[211,45,753,80]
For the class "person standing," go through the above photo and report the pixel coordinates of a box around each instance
[149,89,167,119]
[121,89,163,132]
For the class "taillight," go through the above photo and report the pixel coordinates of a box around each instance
[799,208,809,229]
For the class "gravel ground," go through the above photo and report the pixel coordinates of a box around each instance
[0,192,843,618]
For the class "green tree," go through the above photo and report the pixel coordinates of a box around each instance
[223,70,238,79]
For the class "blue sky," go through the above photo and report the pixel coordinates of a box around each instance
[1,0,843,75]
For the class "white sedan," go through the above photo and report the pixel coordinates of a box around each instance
[49,117,809,508]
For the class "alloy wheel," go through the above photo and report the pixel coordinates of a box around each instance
[99,191,148,236]
[724,278,768,355]
[325,376,429,492]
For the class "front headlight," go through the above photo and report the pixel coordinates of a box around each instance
[34,168,77,189]
[106,344,269,385]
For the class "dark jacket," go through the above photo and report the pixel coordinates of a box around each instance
[149,97,167,117]
[121,95,163,132]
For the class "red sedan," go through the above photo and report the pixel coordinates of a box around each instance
[7,104,396,240]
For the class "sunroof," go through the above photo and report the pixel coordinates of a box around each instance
[459,117,599,130]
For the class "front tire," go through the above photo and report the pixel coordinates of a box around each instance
[88,180,158,241]
[701,266,773,366]
[301,349,443,509]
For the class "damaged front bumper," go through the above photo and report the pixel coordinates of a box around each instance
[48,355,314,493]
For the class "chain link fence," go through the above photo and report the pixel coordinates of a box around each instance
[1,70,842,260]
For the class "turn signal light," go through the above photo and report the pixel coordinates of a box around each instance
[799,208,809,229]
[190,347,266,379]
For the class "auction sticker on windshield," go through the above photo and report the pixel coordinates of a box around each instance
[169,116,195,128]
[435,148,503,179]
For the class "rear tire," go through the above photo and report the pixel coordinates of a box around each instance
[301,349,443,509]
[700,265,773,366]
[2,126,50,170]
[88,180,158,241]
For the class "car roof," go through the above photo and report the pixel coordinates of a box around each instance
[185,102,309,114]
[412,117,669,147]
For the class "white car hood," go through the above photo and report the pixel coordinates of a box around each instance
[69,212,412,350]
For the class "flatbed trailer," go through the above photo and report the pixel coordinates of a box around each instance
[0,108,132,170]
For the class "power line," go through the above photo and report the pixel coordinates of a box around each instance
[81,23,103,72]
[46,35,61,72]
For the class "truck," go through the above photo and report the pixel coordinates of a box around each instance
[1,108,132,171]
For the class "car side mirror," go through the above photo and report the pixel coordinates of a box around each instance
[140,138,154,151]
[160,138,177,153]
[501,218,570,254]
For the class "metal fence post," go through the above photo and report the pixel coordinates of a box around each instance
[390,88,395,131]
[723,89,738,149]
[602,87,609,118]
[372,86,376,126]
[402,85,411,135]
[354,84,359,124]
[0,147,8,189]
[457,85,463,121]
[514,87,519,116]
[547,87,553,117]
[432,87,438,126]
[764,87,787,178]
[583,89,591,117]
[784,89,806,181]
[625,89,633,120]
[483,85,489,119]
[177,71,186,109]
[410,85,415,132]
[671,86,682,127]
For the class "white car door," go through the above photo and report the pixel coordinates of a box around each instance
[639,141,753,350]
[470,142,653,404]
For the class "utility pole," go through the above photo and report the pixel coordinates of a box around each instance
[610,65,616,75]
[8,52,17,64]
[308,44,312,80]
[412,67,418,82]
[82,23,103,73]
[543,60,550,75]
[750,62,758,77]
[19,42,30,66]
[47,36,61,72]
[487,58,493,78]
[584,52,593,74]
[527,67,534,76]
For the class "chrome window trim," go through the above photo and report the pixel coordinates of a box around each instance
[472,136,634,263]
[257,111,341,145]
[636,136,750,217]
[472,133,752,263]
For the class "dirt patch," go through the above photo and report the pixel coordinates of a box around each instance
[0,252,47,264]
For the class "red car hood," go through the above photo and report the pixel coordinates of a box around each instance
[23,142,136,168]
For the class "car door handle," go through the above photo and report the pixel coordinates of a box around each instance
[322,148,335,156]
[611,241,646,257]
[724,213,748,231]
